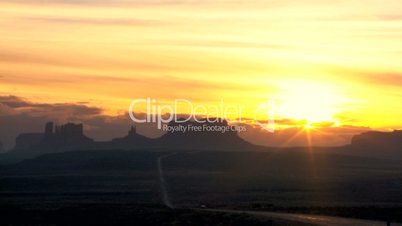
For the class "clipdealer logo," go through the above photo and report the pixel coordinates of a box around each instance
[128,98,275,133]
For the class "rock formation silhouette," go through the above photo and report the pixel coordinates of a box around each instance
[12,122,93,154]
[92,125,154,150]
[350,130,402,158]
[9,121,402,159]
[14,133,43,151]
[155,119,252,150]
[10,119,253,156]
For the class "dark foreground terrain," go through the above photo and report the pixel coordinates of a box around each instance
[0,204,318,226]
[1,149,402,224]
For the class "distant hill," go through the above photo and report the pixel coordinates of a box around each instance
[351,130,402,149]
[348,130,402,159]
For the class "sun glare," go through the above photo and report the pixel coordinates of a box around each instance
[275,81,346,125]
[304,124,313,129]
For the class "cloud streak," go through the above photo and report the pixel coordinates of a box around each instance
[21,16,165,26]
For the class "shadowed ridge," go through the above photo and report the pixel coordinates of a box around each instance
[0,139,3,152]
[156,118,253,151]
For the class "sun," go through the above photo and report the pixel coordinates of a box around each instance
[304,124,313,129]
[274,80,346,125]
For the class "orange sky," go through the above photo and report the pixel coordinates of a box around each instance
[1,0,402,130]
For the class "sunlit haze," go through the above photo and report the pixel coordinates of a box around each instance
[1,0,402,148]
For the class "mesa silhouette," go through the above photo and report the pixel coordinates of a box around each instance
[348,130,402,159]
[11,120,253,155]
[9,121,402,160]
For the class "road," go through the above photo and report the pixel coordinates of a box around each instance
[157,152,176,209]
[201,209,402,226]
